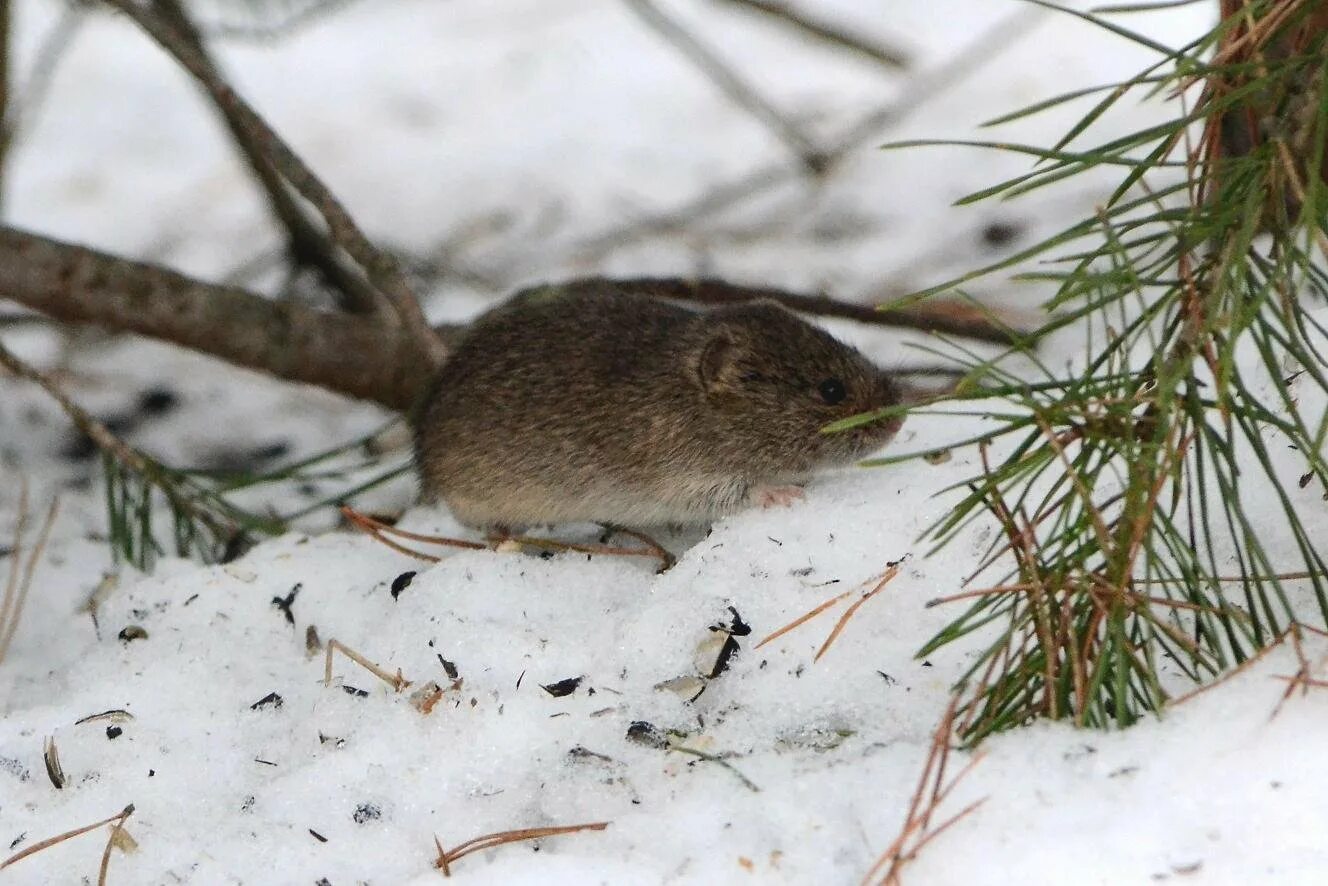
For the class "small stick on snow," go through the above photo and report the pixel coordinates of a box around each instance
[754,587,854,649]
[433,821,610,876]
[667,744,761,793]
[323,638,411,692]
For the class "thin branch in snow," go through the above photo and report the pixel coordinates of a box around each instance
[755,561,904,660]
[340,505,673,570]
[814,560,902,662]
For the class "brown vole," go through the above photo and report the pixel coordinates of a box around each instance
[413,283,904,528]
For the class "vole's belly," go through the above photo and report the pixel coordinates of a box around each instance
[439,466,750,528]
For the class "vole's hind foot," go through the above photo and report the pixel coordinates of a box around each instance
[751,484,806,509]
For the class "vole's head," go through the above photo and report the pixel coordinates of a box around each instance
[688,301,904,474]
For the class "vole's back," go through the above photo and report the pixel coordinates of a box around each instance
[414,286,738,527]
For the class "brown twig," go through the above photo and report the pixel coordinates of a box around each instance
[756,587,853,648]
[101,0,443,363]
[323,637,411,692]
[1,804,135,872]
[147,0,382,314]
[622,0,826,173]
[97,809,136,886]
[434,821,610,876]
[714,0,910,71]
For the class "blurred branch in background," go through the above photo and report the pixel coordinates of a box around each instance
[623,0,829,173]
[713,0,911,71]
[569,7,1045,275]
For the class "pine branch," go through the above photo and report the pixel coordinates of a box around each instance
[891,1,1328,742]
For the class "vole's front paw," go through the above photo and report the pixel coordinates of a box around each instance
[751,484,805,509]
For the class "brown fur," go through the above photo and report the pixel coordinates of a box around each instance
[413,283,904,528]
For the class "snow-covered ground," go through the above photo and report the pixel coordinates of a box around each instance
[4,1,1327,883]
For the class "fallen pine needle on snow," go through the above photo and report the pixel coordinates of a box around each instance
[1,803,135,878]
[668,744,761,793]
[433,821,610,876]
[323,638,412,692]
[341,505,672,568]
[815,561,904,662]
[755,559,905,661]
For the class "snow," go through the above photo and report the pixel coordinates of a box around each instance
[4,1,1327,884]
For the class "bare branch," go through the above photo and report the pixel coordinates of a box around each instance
[548,276,1028,345]
[0,225,438,409]
[100,0,444,362]
[622,0,826,173]
[713,0,911,71]
[149,0,383,315]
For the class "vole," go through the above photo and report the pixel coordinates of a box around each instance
[413,282,904,529]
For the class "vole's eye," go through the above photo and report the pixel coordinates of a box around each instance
[818,378,847,405]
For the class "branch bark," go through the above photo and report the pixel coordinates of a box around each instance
[0,226,438,410]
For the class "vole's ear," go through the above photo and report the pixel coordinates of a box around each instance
[693,326,747,395]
